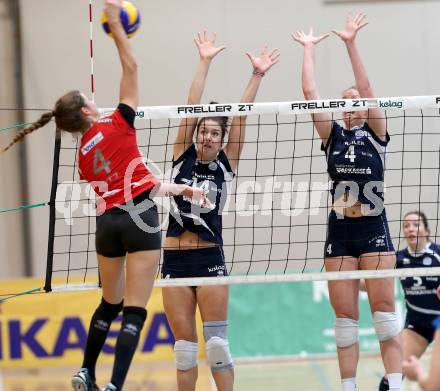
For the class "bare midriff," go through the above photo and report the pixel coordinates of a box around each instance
[333,202,364,217]
[164,230,218,250]
[332,191,377,218]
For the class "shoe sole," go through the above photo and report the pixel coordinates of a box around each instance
[71,376,88,391]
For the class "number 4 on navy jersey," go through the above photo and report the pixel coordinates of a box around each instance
[345,145,356,162]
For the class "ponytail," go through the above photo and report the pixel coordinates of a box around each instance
[2,111,54,152]
[2,90,89,153]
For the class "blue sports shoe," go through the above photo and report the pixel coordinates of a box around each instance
[71,368,99,391]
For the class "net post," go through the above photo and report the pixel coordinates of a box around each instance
[44,136,61,292]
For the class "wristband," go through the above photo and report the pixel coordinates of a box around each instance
[253,70,265,77]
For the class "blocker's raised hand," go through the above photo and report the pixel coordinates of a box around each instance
[194,30,226,61]
[291,27,329,47]
[332,12,368,43]
[246,45,280,75]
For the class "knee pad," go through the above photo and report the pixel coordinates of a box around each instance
[203,321,228,341]
[334,318,359,348]
[174,340,198,371]
[205,336,233,372]
[373,311,400,341]
[203,321,233,371]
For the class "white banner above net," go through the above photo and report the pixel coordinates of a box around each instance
[100,95,440,120]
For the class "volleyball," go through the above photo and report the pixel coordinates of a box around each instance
[101,1,141,38]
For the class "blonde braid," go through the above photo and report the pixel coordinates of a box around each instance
[2,111,54,153]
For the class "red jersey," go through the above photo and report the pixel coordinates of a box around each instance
[78,109,159,213]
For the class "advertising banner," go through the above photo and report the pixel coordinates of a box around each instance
[0,278,204,368]
[0,277,406,367]
[229,281,405,358]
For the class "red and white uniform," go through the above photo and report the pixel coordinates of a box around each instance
[78,109,159,213]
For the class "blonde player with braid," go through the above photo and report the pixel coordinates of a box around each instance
[2,112,53,152]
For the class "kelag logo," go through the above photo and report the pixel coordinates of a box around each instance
[378,99,403,109]
[0,312,174,360]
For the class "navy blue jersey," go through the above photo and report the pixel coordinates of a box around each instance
[166,144,235,245]
[397,242,440,316]
[322,122,390,209]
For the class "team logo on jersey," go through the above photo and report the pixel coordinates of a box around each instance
[371,235,385,247]
[422,256,433,266]
[355,129,367,139]
[208,265,225,274]
[81,132,104,155]
[403,257,411,265]
[208,161,218,171]
[97,118,112,123]
[335,167,372,175]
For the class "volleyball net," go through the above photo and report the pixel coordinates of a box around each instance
[43,95,440,291]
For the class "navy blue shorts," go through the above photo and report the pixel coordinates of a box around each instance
[324,210,395,258]
[405,310,438,343]
[161,247,227,279]
[95,190,161,257]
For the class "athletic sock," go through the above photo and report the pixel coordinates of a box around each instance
[341,377,356,391]
[110,306,147,390]
[82,298,123,380]
[387,373,402,391]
